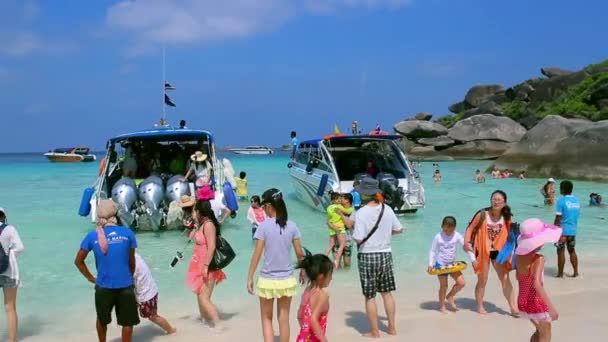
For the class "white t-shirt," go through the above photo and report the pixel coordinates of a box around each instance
[133,253,159,303]
[0,223,24,282]
[352,204,402,253]
[428,232,476,266]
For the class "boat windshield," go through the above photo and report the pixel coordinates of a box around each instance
[324,139,410,181]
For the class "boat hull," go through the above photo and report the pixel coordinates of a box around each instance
[229,149,273,155]
[288,166,334,212]
[44,153,96,162]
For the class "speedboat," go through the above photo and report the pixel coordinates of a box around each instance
[228,146,274,155]
[288,134,425,214]
[44,147,96,162]
[77,127,239,231]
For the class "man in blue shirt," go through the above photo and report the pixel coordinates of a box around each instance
[554,180,581,278]
[75,200,139,342]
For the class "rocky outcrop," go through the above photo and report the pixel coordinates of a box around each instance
[492,116,608,181]
[393,120,448,139]
[448,101,468,114]
[447,114,527,143]
[417,136,455,148]
[463,101,504,117]
[443,141,515,160]
[407,112,433,121]
[465,84,505,107]
[541,67,574,78]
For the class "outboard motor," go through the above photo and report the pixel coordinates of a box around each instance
[166,175,190,203]
[377,172,405,210]
[138,176,165,231]
[111,177,138,227]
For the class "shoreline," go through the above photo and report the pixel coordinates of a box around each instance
[17,254,608,341]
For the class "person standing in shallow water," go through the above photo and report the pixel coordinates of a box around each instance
[74,200,139,342]
[464,190,519,316]
[352,177,403,338]
[554,180,581,278]
[0,207,25,342]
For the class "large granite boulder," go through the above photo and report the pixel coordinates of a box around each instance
[443,140,516,160]
[493,116,607,181]
[529,70,589,106]
[465,84,504,107]
[541,67,574,78]
[394,120,448,139]
[448,101,468,114]
[396,137,416,153]
[408,145,454,161]
[462,101,505,118]
[447,114,527,143]
[417,136,456,148]
[406,112,433,121]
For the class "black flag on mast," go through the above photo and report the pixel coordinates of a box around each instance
[164,82,176,90]
[164,94,176,107]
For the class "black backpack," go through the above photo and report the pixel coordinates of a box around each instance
[0,224,10,274]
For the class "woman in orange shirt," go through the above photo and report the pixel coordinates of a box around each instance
[464,190,519,316]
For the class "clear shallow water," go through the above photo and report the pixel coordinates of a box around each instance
[0,152,606,337]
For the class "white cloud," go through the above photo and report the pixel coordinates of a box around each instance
[106,0,411,54]
[0,31,75,57]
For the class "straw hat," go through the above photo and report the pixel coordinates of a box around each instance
[515,218,562,255]
[190,151,208,162]
[177,195,195,208]
[97,200,118,220]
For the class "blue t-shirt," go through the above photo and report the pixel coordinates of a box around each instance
[80,226,137,289]
[291,138,299,153]
[556,195,580,236]
[351,190,361,207]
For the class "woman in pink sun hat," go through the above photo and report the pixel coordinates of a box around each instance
[515,218,561,342]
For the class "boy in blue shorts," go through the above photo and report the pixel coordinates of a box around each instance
[554,180,581,278]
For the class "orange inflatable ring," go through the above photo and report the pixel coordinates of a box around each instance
[98,157,107,176]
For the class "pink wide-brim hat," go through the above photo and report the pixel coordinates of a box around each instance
[196,186,215,201]
[515,218,562,255]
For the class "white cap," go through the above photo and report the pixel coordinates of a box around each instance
[0,207,5,216]
[548,178,555,183]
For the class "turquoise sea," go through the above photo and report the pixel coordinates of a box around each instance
[0,152,606,339]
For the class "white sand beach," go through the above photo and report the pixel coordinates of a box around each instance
[20,255,608,342]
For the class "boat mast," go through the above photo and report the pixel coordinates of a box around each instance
[162,43,166,124]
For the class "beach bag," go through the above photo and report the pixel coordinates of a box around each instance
[0,224,9,274]
[209,235,236,271]
[467,208,487,250]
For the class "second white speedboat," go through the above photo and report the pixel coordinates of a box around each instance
[287,134,425,214]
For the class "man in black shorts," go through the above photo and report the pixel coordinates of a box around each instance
[75,200,139,341]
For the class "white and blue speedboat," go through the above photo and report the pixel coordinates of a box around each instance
[78,127,239,231]
[288,134,425,214]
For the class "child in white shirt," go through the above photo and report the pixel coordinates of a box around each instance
[428,216,476,313]
[134,253,176,334]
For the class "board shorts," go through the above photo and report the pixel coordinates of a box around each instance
[95,285,140,327]
[0,275,18,288]
[357,252,396,299]
[555,235,576,249]
[138,293,158,319]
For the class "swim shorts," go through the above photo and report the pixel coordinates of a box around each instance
[555,235,576,249]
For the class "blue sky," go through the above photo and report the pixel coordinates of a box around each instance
[1,0,606,152]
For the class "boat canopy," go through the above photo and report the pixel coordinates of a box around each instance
[299,134,401,148]
[108,128,214,144]
[52,147,90,153]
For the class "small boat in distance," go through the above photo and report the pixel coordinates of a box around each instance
[44,147,97,162]
[228,146,274,155]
